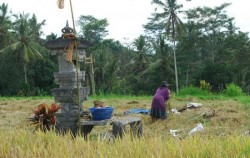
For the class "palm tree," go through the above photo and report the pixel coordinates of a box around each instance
[94,44,117,92]
[141,35,173,84]
[133,35,148,73]
[0,3,12,49]
[151,0,185,93]
[28,14,46,42]
[0,13,46,84]
[153,35,172,74]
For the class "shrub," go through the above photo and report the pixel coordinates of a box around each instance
[199,80,212,92]
[18,83,31,96]
[224,83,243,97]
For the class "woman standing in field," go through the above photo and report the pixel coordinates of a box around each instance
[150,81,170,120]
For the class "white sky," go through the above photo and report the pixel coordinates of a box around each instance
[1,0,250,43]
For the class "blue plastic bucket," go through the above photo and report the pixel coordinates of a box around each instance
[89,107,114,120]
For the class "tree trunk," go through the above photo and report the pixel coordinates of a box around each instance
[185,64,189,87]
[173,41,179,94]
[172,16,179,94]
[24,64,28,84]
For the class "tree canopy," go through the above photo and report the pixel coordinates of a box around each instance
[0,2,250,96]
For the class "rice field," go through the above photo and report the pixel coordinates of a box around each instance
[0,96,250,157]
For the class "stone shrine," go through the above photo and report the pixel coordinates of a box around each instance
[45,22,90,135]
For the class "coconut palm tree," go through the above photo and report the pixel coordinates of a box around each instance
[140,35,173,88]
[133,35,148,73]
[0,3,12,49]
[151,0,185,93]
[0,13,46,84]
[28,14,46,42]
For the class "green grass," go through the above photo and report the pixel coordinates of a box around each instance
[235,96,250,103]
[0,96,53,101]
[178,86,211,95]
[90,94,151,100]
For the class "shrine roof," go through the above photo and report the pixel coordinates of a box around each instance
[45,36,90,50]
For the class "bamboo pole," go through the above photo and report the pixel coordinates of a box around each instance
[90,53,96,96]
[69,0,81,133]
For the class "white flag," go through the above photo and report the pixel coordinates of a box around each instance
[57,0,64,9]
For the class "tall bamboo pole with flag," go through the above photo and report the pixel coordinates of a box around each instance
[57,0,81,134]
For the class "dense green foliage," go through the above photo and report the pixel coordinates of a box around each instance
[0,4,55,96]
[0,1,250,96]
[224,83,244,97]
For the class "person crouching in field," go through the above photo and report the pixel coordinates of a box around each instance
[150,81,170,120]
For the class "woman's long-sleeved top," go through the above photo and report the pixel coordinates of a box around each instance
[151,87,170,111]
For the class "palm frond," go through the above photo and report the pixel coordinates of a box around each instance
[151,0,166,7]
[30,46,44,60]
[154,12,168,21]
[0,41,21,53]
[23,44,29,63]
[27,46,35,60]
[30,41,48,56]
[165,16,172,36]
[175,16,186,37]
[140,59,162,76]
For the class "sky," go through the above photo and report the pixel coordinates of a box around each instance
[1,0,250,43]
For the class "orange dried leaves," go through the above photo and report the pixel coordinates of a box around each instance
[33,103,48,115]
[48,103,61,114]
[31,103,61,131]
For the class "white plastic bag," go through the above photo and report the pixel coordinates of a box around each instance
[170,129,182,137]
[187,103,202,108]
[171,109,181,114]
[188,123,204,136]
